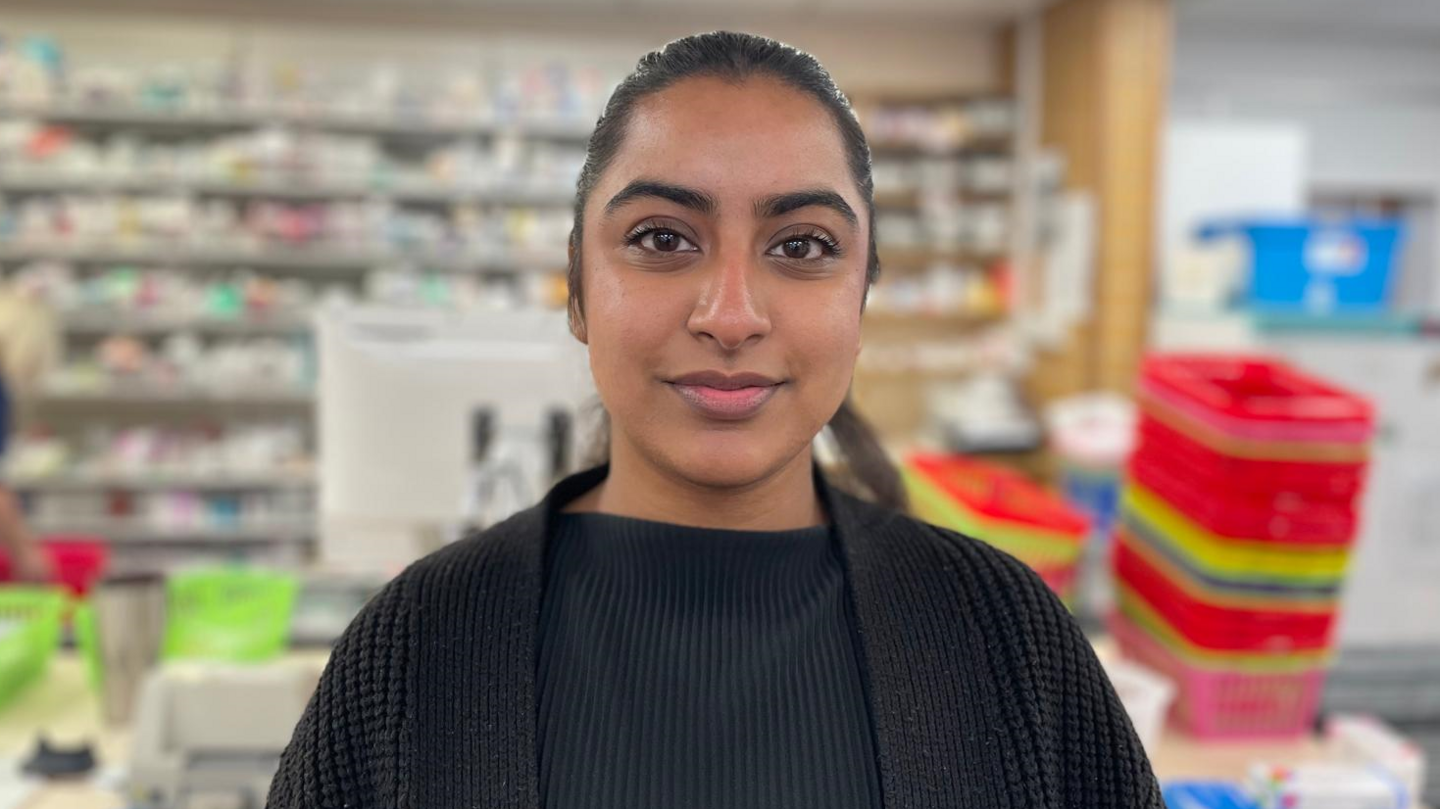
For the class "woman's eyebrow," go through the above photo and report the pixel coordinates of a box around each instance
[754,189,858,226]
[602,180,718,218]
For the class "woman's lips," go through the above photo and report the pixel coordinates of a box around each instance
[669,382,781,420]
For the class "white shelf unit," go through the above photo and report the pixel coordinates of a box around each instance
[0,102,597,141]
[24,519,316,544]
[60,310,311,337]
[35,384,315,406]
[0,173,577,206]
[10,472,315,492]
[0,243,569,274]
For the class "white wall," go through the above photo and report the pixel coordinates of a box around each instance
[1172,21,1440,190]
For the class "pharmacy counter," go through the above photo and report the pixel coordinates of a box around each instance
[0,651,1410,809]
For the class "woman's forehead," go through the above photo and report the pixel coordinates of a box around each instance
[600,76,859,210]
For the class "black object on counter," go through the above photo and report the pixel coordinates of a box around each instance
[21,735,97,778]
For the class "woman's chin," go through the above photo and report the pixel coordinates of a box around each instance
[657,437,807,491]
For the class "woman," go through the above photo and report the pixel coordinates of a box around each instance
[269,32,1161,809]
[0,286,56,582]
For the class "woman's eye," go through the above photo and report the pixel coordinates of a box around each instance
[638,229,696,253]
[770,237,825,260]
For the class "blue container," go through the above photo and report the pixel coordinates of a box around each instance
[1162,781,1258,809]
[1198,218,1403,314]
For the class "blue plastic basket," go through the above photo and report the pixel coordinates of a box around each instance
[1199,218,1403,314]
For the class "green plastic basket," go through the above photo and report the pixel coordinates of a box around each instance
[163,567,300,662]
[75,567,300,689]
[0,586,68,712]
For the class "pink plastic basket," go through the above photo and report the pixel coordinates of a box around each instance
[1108,611,1325,740]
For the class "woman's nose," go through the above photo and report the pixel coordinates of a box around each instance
[686,252,772,352]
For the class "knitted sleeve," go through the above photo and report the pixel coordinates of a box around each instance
[1046,585,1164,808]
[266,573,414,809]
[993,543,1164,808]
[928,523,1164,808]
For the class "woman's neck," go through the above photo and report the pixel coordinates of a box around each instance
[562,439,827,531]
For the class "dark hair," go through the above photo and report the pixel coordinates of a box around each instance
[567,30,907,512]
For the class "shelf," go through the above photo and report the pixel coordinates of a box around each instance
[0,242,569,273]
[872,189,1011,209]
[61,311,311,336]
[863,309,1004,327]
[868,135,1012,157]
[37,384,314,406]
[878,247,1006,269]
[11,472,315,491]
[0,173,576,206]
[0,102,595,142]
[25,518,316,544]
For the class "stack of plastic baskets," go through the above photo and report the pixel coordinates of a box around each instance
[1112,354,1374,739]
[0,586,68,713]
[904,452,1089,602]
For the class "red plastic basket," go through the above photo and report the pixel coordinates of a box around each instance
[1113,538,1337,653]
[0,537,110,597]
[1128,448,1360,546]
[1108,610,1325,740]
[1139,354,1375,443]
[1136,412,1367,502]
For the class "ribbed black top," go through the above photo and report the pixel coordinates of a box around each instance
[535,511,883,809]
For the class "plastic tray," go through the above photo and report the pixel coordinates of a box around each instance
[904,464,1085,569]
[905,453,1088,538]
[1128,447,1360,545]
[1115,541,1337,654]
[163,567,300,661]
[1139,354,1375,440]
[0,586,67,712]
[1122,485,1351,584]
[1109,610,1325,740]
[1228,219,1402,314]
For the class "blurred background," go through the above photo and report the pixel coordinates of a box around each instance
[0,0,1437,807]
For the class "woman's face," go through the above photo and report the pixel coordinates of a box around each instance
[575,75,869,489]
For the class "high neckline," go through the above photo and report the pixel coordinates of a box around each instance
[554,510,831,542]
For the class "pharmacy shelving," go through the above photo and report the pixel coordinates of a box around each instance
[2,60,1025,558]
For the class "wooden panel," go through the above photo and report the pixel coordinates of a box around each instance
[1035,0,1171,399]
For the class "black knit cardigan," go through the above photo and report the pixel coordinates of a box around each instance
[267,463,1163,809]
